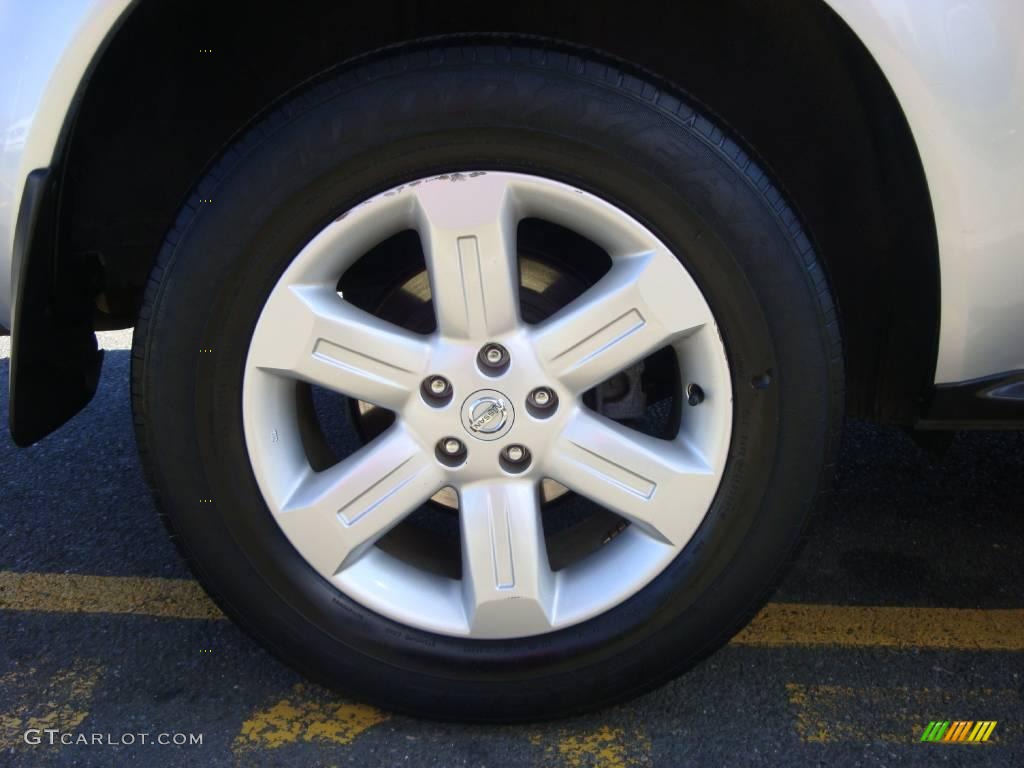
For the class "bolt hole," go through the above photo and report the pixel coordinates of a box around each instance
[750,369,774,390]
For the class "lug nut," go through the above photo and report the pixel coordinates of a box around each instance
[422,375,453,405]
[427,376,451,396]
[478,343,509,373]
[502,444,528,463]
[500,444,531,473]
[505,444,528,462]
[529,387,556,407]
[441,437,464,456]
[436,436,467,467]
[527,387,558,417]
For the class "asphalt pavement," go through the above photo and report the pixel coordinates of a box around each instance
[1,330,1022,767]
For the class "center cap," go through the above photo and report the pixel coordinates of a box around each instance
[460,389,515,441]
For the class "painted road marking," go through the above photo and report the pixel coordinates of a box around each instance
[786,683,1020,744]
[0,571,222,620]
[233,683,389,754]
[2,571,1024,651]
[530,724,649,768]
[0,660,103,748]
[732,602,1024,651]
[235,686,648,766]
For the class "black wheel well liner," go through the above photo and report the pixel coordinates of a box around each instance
[43,0,937,429]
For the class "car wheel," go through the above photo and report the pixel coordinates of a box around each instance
[132,44,842,720]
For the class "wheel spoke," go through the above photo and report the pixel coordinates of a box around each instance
[459,480,555,637]
[532,251,710,394]
[413,174,520,340]
[547,410,717,546]
[275,426,443,574]
[249,284,431,411]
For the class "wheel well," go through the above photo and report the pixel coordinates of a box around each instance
[58,0,937,422]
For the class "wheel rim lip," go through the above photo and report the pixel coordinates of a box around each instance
[241,171,733,639]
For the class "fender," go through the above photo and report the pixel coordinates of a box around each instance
[825,0,1024,384]
[1,0,133,444]
[0,0,134,328]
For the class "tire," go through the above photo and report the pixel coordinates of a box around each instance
[132,43,843,721]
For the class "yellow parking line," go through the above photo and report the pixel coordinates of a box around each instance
[732,602,1024,651]
[2,571,1024,651]
[0,660,104,746]
[529,724,649,768]
[233,683,389,754]
[0,571,222,620]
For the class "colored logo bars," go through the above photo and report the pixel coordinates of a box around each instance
[920,721,997,743]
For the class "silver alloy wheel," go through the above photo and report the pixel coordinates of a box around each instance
[242,172,732,639]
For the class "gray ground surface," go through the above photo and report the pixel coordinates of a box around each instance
[1,330,1022,767]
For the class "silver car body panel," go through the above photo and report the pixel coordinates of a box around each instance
[0,0,1021,384]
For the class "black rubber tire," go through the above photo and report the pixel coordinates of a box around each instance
[131,43,843,722]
